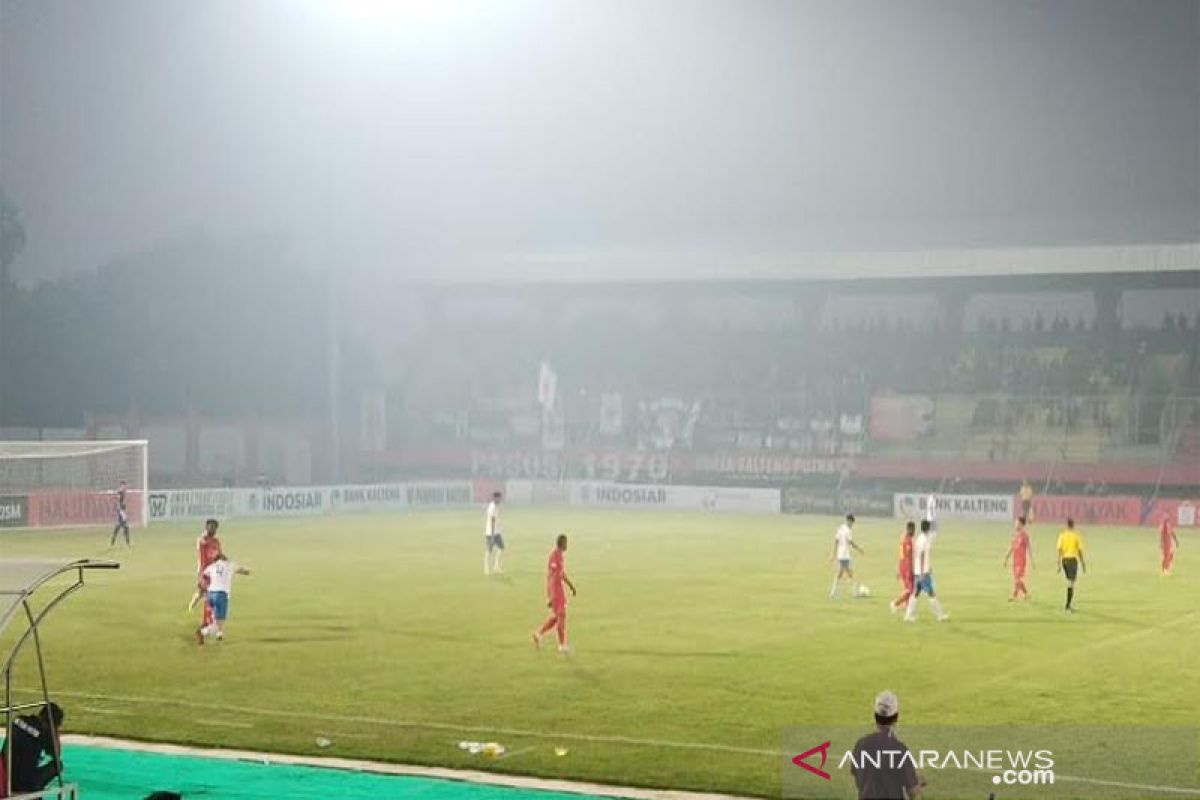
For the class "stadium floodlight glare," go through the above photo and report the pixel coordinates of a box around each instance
[320,0,472,28]
[0,440,149,530]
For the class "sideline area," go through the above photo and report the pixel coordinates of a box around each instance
[59,735,752,800]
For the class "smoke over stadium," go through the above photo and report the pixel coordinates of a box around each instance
[0,1,1197,799]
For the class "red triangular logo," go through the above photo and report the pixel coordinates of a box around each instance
[792,741,832,780]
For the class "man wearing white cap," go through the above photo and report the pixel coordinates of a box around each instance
[850,691,922,799]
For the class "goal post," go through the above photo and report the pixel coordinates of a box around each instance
[0,440,149,530]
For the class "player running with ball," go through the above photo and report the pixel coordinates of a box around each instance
[532,534,576,654]
[829,514,864,599]
[196,553,251,644]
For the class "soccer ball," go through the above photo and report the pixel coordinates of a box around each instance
[855,585,872,598]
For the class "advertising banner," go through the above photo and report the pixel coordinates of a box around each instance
[571,482,780,513]
[148,489,238,521]
[683,453,852,482]
[1147,498,1200,528]
[0,495,28,528]
[457,447,852,482]
[581,451,672,482]
[26,490,145,528]
[783,489,891,518]
[503,480,570,506]
[241,486,330,517]
[1025,495,1141,526]
[470,450,567,480]
[893,493,1014,522]
[403,481,474,508]
[330,484,408,513]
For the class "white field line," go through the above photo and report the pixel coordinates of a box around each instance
[314,730,379,741]
[62,734,754,800]
[193,719,254,729]
[957,762,1200,796]
[50,689,776,756]
[79,706,131,717]
[925,609,1199,710]
[1050,774,1200,796]
[61,692,1200,797]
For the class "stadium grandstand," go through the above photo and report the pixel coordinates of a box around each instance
[3,244,1196,509]
[3,1,1198,797]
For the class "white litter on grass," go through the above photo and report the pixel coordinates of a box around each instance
[315,737,332,749]
[457,740,506,758]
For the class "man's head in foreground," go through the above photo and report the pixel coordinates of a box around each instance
[874,691,899,728]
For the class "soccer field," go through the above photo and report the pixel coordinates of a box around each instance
[2,510,1196,797]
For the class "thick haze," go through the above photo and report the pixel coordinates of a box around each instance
[1,0,1198,284]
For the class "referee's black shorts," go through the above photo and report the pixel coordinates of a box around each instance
[1061,558,1079,582]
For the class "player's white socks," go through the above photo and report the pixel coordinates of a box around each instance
[829,576,840,598]
[931,599,947,620]
[492,550,503,574]
[484,551,491,576]
[904,596,918,621]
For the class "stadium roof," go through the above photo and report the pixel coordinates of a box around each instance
[423,242,1200,287]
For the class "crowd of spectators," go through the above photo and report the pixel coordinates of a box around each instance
[389,302,1198,455]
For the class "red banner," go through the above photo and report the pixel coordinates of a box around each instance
[364,447,1197,490]
[1145,498,1200,529]
[1019,495,1200,528]
[680,452,852,481]
[26,490,144,528]
[1024,495,1142,526]
[859,458,1199,488]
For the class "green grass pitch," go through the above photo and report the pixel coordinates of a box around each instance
[2,510,1196,797]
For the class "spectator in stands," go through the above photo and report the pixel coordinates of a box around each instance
[0,702,64,795]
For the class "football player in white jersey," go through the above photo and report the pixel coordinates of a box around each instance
[196,553,251,644]
[829,514,865,599]
[904,520,948,622]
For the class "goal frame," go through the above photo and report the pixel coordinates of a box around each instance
[0,440,149,530]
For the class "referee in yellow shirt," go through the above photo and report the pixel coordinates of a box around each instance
[1056,517,1087,612]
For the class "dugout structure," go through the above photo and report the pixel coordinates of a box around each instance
[1,559,119,799]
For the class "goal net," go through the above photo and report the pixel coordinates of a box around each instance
[0,440,149,530]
